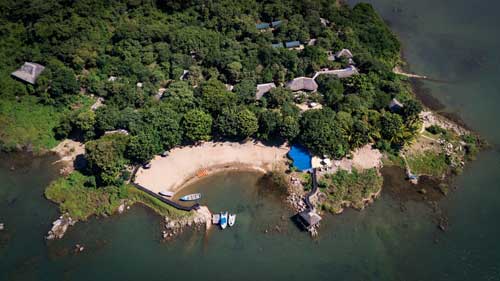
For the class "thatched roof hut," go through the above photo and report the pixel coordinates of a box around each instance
[298,210,322,229]
[256,82,277,99]
[286,77,318,92]
[11,62,45,84]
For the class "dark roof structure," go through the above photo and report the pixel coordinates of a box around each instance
[11,62,45,84]
[271,20,282,27]
[256,22,271,30]
[272,42,284,48]
[285,41,301,48]
[389,98,404,112]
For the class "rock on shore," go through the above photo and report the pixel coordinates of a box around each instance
[46,214,75,240]
[163,206,211,239]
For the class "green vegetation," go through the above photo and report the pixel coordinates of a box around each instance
[319,168,383,213]
[45,172,189,220]
[407,151,449,177]
[1,0,423,186]
[0,96,61,151]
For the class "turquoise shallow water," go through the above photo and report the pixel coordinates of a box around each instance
[2,1,500,280]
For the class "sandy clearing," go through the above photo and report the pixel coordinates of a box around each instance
[134,141,289,194]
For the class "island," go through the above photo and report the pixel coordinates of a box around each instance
[0,0,482,238]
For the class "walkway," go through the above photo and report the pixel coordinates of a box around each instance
[131,166,200,212]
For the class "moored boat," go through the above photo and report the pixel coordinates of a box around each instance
[159,191,174,197]
[180,193,201,201]
[228,214,236,227]
[220,212,228,229]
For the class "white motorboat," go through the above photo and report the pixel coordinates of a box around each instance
[228,214,236,227]
[220,212,228,229]
[180,193,201,201]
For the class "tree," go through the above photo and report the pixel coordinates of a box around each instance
[300,108,349,158]
[198,79,237,114]
[216,107,258,139]
[279,115,300,141]
[257,110,281,140]
[126,133,160,164]
[234,79,257,104]
[401,99,422,125]
[317,76,344,108]
[381,112,406,146]
[237,108,259,138]
[226,61,243,83]
[86,134,129,186]
[264,87,293,109]
[161,81,195,113]
[182,109,213,142]
[73,110,96,140]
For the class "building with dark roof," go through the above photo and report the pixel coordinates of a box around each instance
[256,22,271,30]
[271,20,282,28]
[272,42,284,49]
[389,98,404,112]
[285,41,302,48]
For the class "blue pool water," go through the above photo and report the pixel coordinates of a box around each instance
[288,145,312,171]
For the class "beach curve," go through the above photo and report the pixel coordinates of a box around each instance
[134,141,290,195]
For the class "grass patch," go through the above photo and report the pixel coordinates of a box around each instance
[0,94,94,152]
[319,168,383,212]
[407,151,449,177]
[0,96,62,152]
[45,172,190,221]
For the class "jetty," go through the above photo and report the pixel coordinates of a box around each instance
[131,166,200,212]
[393,66,427,79]
[297,168,322,233]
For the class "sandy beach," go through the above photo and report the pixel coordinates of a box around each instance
[134,141,289,194]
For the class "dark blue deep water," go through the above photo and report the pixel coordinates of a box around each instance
[1,1,500,280]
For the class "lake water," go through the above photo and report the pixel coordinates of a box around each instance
[2,1,500,280]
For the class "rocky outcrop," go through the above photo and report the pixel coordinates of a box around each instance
[162,206,211,240]
[46,214,75,240]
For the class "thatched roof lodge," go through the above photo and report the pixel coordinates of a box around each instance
[256,82,277,99]
[286,77,318,92]
[11,62,45,84]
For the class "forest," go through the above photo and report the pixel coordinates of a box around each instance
[0,0,422,186]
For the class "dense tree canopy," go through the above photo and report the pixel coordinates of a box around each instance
[0,0,424,185]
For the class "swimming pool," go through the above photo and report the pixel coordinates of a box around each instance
[288,145,312,171]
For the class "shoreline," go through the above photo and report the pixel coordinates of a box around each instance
[134,141,289,196]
